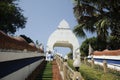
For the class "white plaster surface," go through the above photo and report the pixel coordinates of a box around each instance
[0,52,44,62]
[93,55,120,60]
[47,19,80,59]
[1,59,44,80]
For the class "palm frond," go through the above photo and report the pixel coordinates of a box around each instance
[95,18,110,40]
[83,16,97,33]
[73,24,86,38]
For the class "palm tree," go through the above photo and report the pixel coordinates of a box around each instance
[73,0,120,49]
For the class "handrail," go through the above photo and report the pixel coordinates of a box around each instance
[56,55,84,80]
[64,63,74,80]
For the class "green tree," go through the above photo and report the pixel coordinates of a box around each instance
[73,0,120,49]
[36,40,39,45]
[20,35,34,43]
[80,37,104,56]
[67,52,73,59]
[108,36,120,50]
[0,0,27,34]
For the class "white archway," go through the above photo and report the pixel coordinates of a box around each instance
[47,19,80,59]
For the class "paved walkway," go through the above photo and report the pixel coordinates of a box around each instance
[52,60,62,80]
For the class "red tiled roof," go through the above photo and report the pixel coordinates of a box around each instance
[93,49,120,56]
[0,30,44,52]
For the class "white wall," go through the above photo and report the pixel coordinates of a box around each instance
[0,52,44,62]
[1,59,44,80]
[93,55,120,60]
[0,52,44,80]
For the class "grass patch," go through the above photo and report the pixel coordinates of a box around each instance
[67,59,75,70]
[67,59,120,80]
[35,61,52,80]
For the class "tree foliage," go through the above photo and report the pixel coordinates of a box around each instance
[108,36,120,50]
[67,52,73,59]
[80,37,107,56]
[20,35,34,43]
[80,37,96,56]
[73,0,120,49]
[81,36,120,56]
[0,0,27,34]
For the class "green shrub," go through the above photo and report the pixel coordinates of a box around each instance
[67,59,120,80]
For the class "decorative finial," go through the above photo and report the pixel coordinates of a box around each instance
[58,19,70,29]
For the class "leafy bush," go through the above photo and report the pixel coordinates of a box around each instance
[67,59,120,80]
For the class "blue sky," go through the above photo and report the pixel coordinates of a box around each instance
[15,0,95,56]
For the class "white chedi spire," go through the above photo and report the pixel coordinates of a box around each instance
[58,19,70,29]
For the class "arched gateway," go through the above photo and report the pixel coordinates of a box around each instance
[47,19,80,59]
